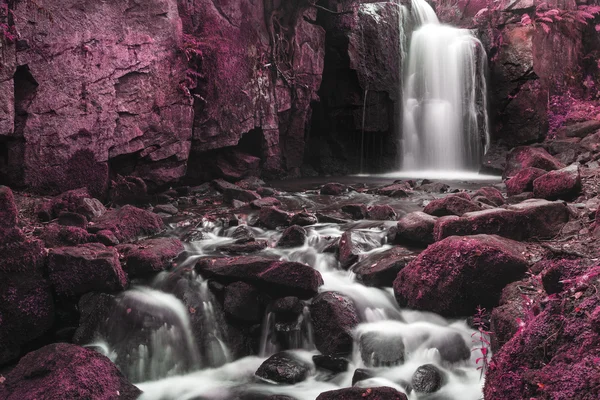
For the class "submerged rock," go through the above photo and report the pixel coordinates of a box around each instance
[359,330,405,367]
[394,235,528,316]
[310,292,360,356]
[255,352,312,384]
[316,387,408,400]
[0,343,141,400]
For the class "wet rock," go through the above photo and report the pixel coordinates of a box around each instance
[277,225,307,248]
[224,282,262,323]
[217,240,268,255]
[257,187,277,197]
[393,211,437,245]
[290,211,318,226]
[212,179,239,193]
[313,355,349,373]
[423,195,482,217]
[38,224,92,248]
[232,225,255,243]
[504,146,565,179]
[377,183,412,197]
[352,247,416,287]
[316,386,407,400]
[320,183,348,196]
[342,204,368,219]
[251,197,281,209]
[90,205,164,242]
[359,330,405,367]
[258,206,291,229]
[237,177,266,191]
[154,203,179,215]
[57,211,88,228]
[0,343,141,400]
[272,297,304,322]
[533,164,582,200]
[505,167,547,196]
[224,186,261,204]
[316,212,349,224]
[48,243,127,297]
[418,182,450,193]
[310,292,360,356]
[196,257,323,299]
[412,364,444,393]
[556,120,600,138]
[367,205,397,220]
[37,188,106,221]
[433,209,520,241]
[255,351,311,384]
[394,235,528,316]
[472,187,505,206]
[425,332,470,363]
[352,368,375,385]
[338,230,382,269]
[110,175,148,205]
[118,238,184,278]
[72,292,116,345]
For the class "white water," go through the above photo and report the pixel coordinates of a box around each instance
[401,0,490,172]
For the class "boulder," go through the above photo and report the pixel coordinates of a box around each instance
[505,167,547,196]
[377,183,412,197]
[338,230,382,269]
[57,211,88,228]
[236,177,266,190]
[0,343,141,400]
[423,195,482,217]
[393,235,528,316]
[118,238,184,278]
[37,224,92,248]
[310,292,360,356]
[250,197,281,209]
[472,186,505,206]
[316,387,408,400]
[506,199,570,238]
[223,186,261,204]
[320,183,348,196]
[367,205,397,220]
[224,282,262,323]
[277,225,307,248]
[392,211,437,246]
[312,355,349,373]
[290,211,318,226]
[352,247,416,287]
[37,188,106,221]
[255,352,312,384]
[196,257,323,299]
[109,175,148,205]
[504,147,565,179]
[433,209,521,241]
[556,120,600,138]
[48,243,128,297]
[358,330,405,367]
[411,364,444,393]
[272,297,304,322]
[532,164,582,200]
[342,204,368,220]
[258,206,291,229]
[90,205,164,242]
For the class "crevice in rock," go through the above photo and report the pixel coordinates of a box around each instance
[13,64,38,138]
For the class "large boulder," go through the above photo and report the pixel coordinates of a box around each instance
[504,147,564,179]
[505,167,547,196]
[532,164,582,200]
[37,188,106,222]
[196,256,323,299]
[118,238,184,278]
[506,199,570,239]
[423,195,481,217]
[48,243,128,297]
[0,343,141,400]
[352,247,416,287]
[394,235,528,316]
[316,387,408,400]
[255,352,312,384]
[392,211,437,246]
[310,292,360,356]
[90,205,164,242]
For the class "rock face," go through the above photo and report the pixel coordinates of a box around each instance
[310,291,360,356]
[394,235,528,316]
[0,343,141,400]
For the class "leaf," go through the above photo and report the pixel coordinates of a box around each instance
[537,16,554,23]
[474,7,488,19]
[540,22,551,33]
[521,14,532,25]
[596,24,600,32]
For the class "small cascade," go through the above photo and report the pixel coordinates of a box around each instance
[259,306,315,357]
[401,0,489,172]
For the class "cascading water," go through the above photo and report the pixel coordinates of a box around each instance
[401,0,490,172]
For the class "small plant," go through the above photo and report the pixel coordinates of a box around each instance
[520,3,600,33]
[471,305,492,379]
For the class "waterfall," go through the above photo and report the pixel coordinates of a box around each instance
[401,0,489,172]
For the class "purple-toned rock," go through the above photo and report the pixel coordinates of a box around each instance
[312,355,349,373]
[504,147,565,179]
[37,188,106,221]
[250,197,281,209]
[423,195,482,217]
[0,238,46,274]
[367,204,397,220]
[57,211,88,228]
[196,257,322,299]
[255,351,312,384]
[48,243,127,297]
[338,230,382,269]
[433,208,520,241]
[506,199,570,238]
[258,206,291,229]
[272,297,304,322]
[394,235,528,316]
[223,186,261,204]
[352,247,416,287]
[472,187,505,206]
[377,183,412,197]
[236,176,266,190]
[224,282,262,323]
[38,224,92,248]
[96,229,120,246]
[316,387,408,400]
[393,211,438,245]
[118,238,184,278]
[214,150,261,182]
[90,205,164,242]
[154,203,179,215]
[110,175,148,205]
[418,182,450,193]
[0,343,141,400]
[291,211,318,226]
[310,292,360,356]
[217,240,268,255]
[505,167,547,196]
[533,164,582,200]
[556,120,600,138]
[277,225,307,248]
[320,183,348,196]
[342,204,368,219]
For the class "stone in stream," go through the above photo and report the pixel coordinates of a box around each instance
[423,194,482,217]
[316,386,408,400]
[154,203,179,215]
[338,230,382,269]
[290,211,318,226]
[236,176,266,190]
[392,211,437,246]
[532,164,582,200]
[223,186,261,204]
[250,197,281,209]
[556,120,600,138]
[418,182,450,193]
[255,351,312,384]
[320,182,349,196]
[503,146,565,179]
[217,240,268,255]
[471,186,505,206]
[117,238,184,278]
[342,204,368,219]
[351,368,375,385]
[505,199,570,238]
[352,247,416,287]
[359,330,405,367]
[224,281,262,323]
[376,182,412,197]
[89,205,164,242]
[393,235,528,316]
[505,167,547,196]
[276,225,307,248]
[411,364,444,393]
[232,225,255,242]
[258,206,292,229]
[0,343,141,400]
[424,331,470,363]
[310,292,360,356]
[48,243,128,297]
[367,204,397,220]
[272,296,304,322]
[313,355,350,373]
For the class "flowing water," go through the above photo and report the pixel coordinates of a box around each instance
[401,0,490,172]
[82,181,490,399]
